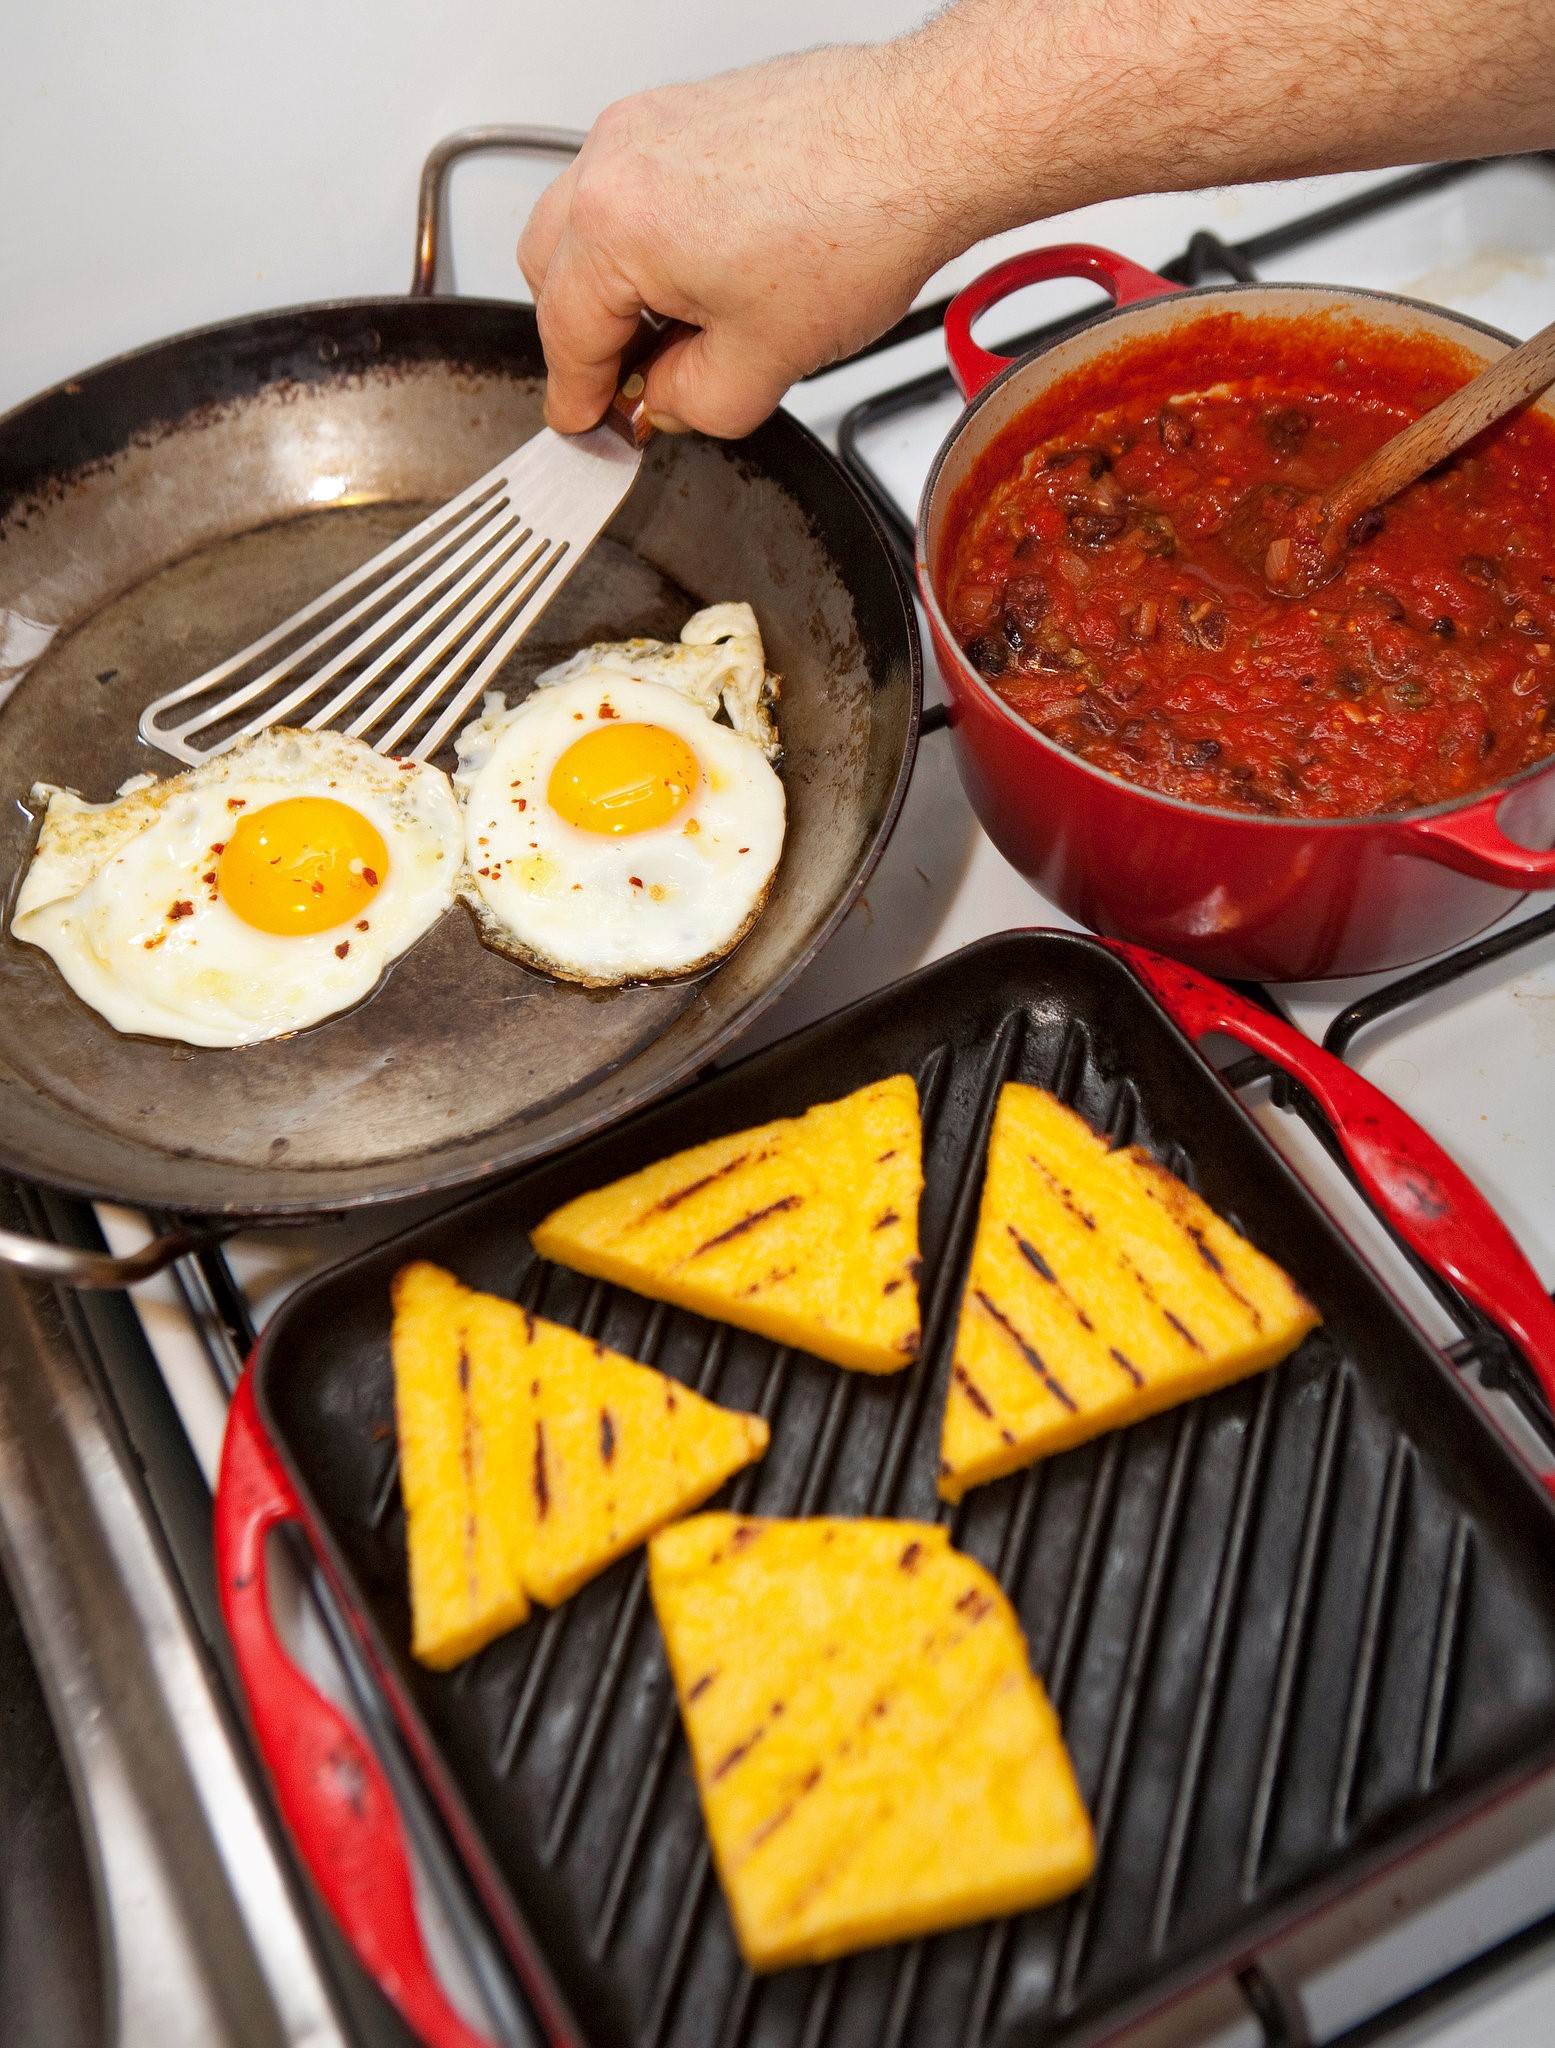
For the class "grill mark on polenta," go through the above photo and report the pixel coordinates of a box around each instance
[952,1364,995,1418]
[1006,1227,1097,1334]
[883,1278,902,1294]
[955,1587,994,1621]
[649,1151,752,1214]
[691,1195,802,1257]
[974,1291,1077,1411]
[738,1263,797,1299]
[1186,1225,1264,1325]
[687,1670,717,1702]
[899,1540,922,1572]
[532,1420,550,1519]
[1133,1161,1269,1329]
[1009,1229,1056,1282]
[1026,1155,1097,1228]
[1100,1226,1209,1355]
[520,1307,535,1342]
[1110,1345,1144,1387]
[712,1714,773,1780]
[873,1209,900,1230]
[457,1344,479,1601]
[600,1407,616,1465]
[747,1765,823,1851]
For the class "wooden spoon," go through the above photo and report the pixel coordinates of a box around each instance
[1226,314,1555,599]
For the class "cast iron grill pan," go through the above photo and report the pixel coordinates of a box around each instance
[253,932,1555,2048]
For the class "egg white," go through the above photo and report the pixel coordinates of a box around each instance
[529,601,781,762]
[11,728,463,1047]
[454,664,786,987]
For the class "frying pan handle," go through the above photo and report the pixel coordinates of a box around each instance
[411,125,585,296]
[216,1370,495,2048]
[0,1220,224,1289]
[1404,800,1555,885]
[944,244,1182,401]
[1110,940,1555,1485]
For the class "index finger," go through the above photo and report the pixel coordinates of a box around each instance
[533,229,648,433]
[517,160,578,300]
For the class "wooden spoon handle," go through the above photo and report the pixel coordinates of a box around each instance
[1325,317,1555,538]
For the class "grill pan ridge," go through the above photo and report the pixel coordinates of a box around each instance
[250,932,1555,2048]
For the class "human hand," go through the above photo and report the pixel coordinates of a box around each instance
[518,44,971,439]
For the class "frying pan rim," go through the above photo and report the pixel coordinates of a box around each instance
[0,293,923,1217]
[242,926,1555,2047]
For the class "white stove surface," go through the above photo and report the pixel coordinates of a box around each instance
[102,157,1555,2048]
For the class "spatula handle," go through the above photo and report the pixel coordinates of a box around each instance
[603,312,697,448]
[1111,940,1555,1491]
[1326,316,1555,537]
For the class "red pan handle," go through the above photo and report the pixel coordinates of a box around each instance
[1404,800,1555,885]
[1109,941,1555,1490]
[216,1369,495,2048]
[944,244,1182,401]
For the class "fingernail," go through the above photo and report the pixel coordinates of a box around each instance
[646,410,691,435]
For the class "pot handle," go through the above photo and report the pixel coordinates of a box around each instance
[411,125,585,297]
[1403,800,1555,886]
[216,1369,495,2048]
[944,245,1182,401]
[1108,939,1555,1483]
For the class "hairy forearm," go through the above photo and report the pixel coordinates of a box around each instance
[519,0,1555,437]
[889,0,1555,256]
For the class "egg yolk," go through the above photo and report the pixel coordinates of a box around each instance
[218,797,389,935]
[547,723,700,834]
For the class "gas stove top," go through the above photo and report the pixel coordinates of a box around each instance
[73,154,1555,2048]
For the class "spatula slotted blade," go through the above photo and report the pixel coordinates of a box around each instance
[139,423,643,766]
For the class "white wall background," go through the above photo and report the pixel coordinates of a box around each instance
[0,0,925,418]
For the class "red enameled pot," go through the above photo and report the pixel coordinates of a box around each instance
[916,246,1555,980]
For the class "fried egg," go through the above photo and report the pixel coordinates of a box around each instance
[11,728,463,1046]
[454,603,785,986]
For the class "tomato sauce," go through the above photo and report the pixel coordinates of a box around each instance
[943,312,1555,817]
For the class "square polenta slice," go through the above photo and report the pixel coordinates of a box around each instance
[939,1086,1321,1502]
[530,1075,923,1373]
[391,1262,769,1666]
[648,1514,1094,1971]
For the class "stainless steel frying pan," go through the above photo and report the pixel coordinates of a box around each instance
[0,129,920,1283]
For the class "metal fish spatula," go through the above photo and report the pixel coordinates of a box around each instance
[140,321,681,766]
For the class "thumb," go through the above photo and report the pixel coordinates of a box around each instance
[640,324,793,441]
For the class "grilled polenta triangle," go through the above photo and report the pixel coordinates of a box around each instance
[392,1262,768,1666]
[462,1281,770,1606]
[648,1514,1094,1971]
[939,1086,1320,1502]
[531,1076,923,1373]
